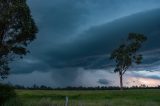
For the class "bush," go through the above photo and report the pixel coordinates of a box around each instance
[0,83,16,105]
[3,98,23,106]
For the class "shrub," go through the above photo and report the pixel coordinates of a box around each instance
[3,98,23,106]
[0,83,16,105]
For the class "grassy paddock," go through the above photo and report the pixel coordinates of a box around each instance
[4,89,160,106]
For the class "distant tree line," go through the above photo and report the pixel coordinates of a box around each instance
[13,84,160,90]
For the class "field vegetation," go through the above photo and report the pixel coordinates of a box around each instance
[3,89,160,106]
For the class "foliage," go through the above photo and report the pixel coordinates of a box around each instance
[110,33,147,89]
[0,0,38,79]
[110,33,147,74]
[4,89,160,106]
[0,83,16,105]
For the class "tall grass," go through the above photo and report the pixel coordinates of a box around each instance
[3,98,23,106]
[4,98,160,106]
[4,89,160,106]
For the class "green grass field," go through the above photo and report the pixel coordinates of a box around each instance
[4,89,160,106]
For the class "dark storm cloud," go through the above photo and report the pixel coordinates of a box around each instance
[10,55,51,74]
[42,8,160,69]
[27,0,160,49]
[12,8,160,74]
[98,79,111,85]
[9,0,160,87]
[27,0,89,43]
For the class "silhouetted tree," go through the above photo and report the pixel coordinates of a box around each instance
[0,0,37,79]
[110,33,147,90]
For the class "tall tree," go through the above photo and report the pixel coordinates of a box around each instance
[0,0,38,79]
[110,33,147,90]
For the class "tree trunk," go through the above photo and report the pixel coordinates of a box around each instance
[119,71,123,90]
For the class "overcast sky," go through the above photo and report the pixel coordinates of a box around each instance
[2,0,160,87]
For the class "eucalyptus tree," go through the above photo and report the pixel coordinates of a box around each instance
[0,0,38,79]
[110,33,147,90]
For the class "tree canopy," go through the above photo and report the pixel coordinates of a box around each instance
[0,0,38,79]
[110,33,147,90]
